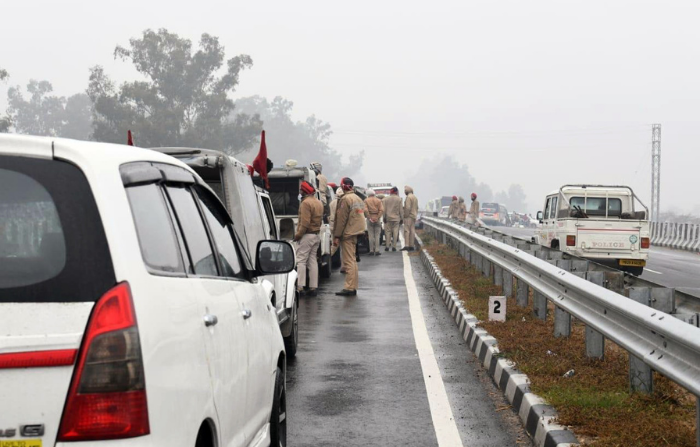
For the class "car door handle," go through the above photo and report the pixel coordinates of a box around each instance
[203,314,218,327]
[241,309,252,320]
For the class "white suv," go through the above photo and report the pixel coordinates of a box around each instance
[0,135,294,447]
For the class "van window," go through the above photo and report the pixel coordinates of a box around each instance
[570,197,622,217]
[0,156,114,302]
[269,178,301,216]
[549,197,558,219]
[544,198,551,220]
[261,196,278,239]
[126,184,185,274]
[194,186,243,278]
[166,186,218,277]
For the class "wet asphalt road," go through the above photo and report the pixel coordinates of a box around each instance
[287,249,529,446]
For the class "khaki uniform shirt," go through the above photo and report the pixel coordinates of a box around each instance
[404,193,418,220]
[295,195,323,240]
[383,194,404,222]
[448,200,459,219]
[364,196,384,223]
[333,191,366,238]
[469,200,480,218]
[458,202,467,220]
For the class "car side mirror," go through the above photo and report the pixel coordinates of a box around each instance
[536,211,543,222]
[255,240,295,275]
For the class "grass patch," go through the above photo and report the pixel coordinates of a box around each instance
[418,230,697,446]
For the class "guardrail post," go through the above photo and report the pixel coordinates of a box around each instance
[533,289,547,320]
[628,288,654,394]
[494,265,503,286]
[516,278,529,307]
[482,257,491,278]
[554,260,572,337]
[651,288,675,314]
[571,260,589,273]
[502,270,513,298]
[585,271,606,359]
[604,271,624,294]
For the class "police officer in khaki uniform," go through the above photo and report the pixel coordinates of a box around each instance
[330,187,345,272]
[458,196,467,222]
[402,186,419,251]
[364,189,384,256]
[383,186,403,251]
[468,192,481,226]
[333,177,365,296]
[448,195,459,219]
[294,181,324,296]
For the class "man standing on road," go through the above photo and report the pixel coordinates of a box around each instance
[468,192,481,226]
[364,188,384,256]
[383,186,403,252]
[294,181,324,297]
[311,162,329,218]
[448,195,459,219]
[333,177,365,296]
[458,196,467,222]
[402,186,418,251]
[330,187,346,272]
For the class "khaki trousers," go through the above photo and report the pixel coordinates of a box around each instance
[385,221,400,249]
[341,235,358,291]
[367,220,382,253]
[296,233,320,289]
[404,218,416,248]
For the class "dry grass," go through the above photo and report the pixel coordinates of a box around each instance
[418,231,697,447]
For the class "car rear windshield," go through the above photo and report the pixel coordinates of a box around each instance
[269,178,301,216]
[0,156,115,302]
[570,197,622,217]
[482,203,498,212]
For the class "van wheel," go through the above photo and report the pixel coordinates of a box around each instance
[551,240,560,250]
[627,266,644,276]
[270,367,287,447]
[320,254,332,278]
[283,303,298,358]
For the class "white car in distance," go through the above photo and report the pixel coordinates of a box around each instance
[0,134,294,447]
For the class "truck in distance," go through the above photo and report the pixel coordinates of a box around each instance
[535,184,650,276]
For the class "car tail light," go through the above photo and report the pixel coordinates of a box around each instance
[641,237,650,249]
[57,282,149,441]
[566,235,576,246]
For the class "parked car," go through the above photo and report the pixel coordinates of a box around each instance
[438,205,450,218]
[0,134,294,447]
[479,202,510,226]
[151,148,300,356]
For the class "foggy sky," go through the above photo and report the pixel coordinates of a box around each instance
[2,0,698,214]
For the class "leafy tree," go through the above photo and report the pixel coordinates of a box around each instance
[0,68,10,133]
[506,184,528,212]
[88,28,261,151]
[5,80,92,139]
[234,95,364,180]
[406,154,493,204]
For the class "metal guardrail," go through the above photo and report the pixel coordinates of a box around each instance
[423,216,700,402]
[651,221,700,252]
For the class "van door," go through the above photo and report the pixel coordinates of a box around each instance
[165,183,249,447]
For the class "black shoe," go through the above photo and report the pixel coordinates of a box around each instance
[392,248,397,252]
[307,289,318,297]
[408,247,416,252]
[356,255,361,262]
[368,252,374,256]
[335,289,357,296]
[384,247,389,252]
[375,251,381,256]
[401,247,409,251]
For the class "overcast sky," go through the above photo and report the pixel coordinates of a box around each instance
[2,0,698,213]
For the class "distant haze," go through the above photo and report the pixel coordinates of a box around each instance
[2,0,698,214]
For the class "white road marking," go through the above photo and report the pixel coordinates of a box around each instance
[644,268,663,275]
[402,252,464,447]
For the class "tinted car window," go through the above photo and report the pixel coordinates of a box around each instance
[570,197,623,217]
[0,156,114,302]
[126,184,184,274]
[194,186,243,278]
[166,186,218,276]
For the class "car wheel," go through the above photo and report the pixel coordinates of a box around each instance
[270,367,287,447]
[627,266,644,276]
[320,254,332,279]
[283,301,298,358]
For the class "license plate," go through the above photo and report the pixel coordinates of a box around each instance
[619,259,646,267]
[0,441,42,447]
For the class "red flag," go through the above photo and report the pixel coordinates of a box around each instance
[127,130,134,146]
[253,130,269,189]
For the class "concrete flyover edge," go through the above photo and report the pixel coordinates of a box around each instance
[416,235,580,447]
